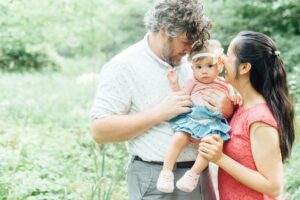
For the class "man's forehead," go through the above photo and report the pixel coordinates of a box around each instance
[177,33,196,45]
[177,33,188,41]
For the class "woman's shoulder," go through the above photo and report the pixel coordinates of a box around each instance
[244,103,278,129]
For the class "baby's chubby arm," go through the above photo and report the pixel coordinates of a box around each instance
[167,68,196,95]
[167,68,181,92]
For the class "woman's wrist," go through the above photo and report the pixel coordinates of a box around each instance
[215,153,226,166]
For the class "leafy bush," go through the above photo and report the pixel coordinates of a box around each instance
[0,0,152,71]
[285,140,300,200]
[0,41,60,71]
[0,1,60,71]
[238,0,300,36]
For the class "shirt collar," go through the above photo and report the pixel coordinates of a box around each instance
[143,33,174,69]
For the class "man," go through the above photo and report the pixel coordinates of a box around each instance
[91,0,233,199]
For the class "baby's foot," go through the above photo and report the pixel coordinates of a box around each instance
[176,170,200,192]
[156,170,174,193]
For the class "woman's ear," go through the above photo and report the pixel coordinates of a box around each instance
[239,62,251,75]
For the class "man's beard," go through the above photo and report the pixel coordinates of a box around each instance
[161,39,182,67]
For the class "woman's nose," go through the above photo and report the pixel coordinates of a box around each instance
[220,55,226,64]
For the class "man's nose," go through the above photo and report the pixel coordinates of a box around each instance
[184,44,193,54]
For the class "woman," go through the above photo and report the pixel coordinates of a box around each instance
[199,31,295,199]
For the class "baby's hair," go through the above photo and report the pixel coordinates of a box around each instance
[189,39,223,63]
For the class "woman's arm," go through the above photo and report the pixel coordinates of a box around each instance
[199,123,283,197]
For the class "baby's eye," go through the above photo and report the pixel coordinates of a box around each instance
[196,65,202,69]
[208,65,213,68]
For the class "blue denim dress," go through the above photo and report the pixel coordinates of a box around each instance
[170,105,230,141]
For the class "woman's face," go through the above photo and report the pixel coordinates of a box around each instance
[223,39,239,86]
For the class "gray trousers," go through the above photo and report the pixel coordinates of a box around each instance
[126,158,216,200]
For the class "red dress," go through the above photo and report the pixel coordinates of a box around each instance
[218,103,280,200]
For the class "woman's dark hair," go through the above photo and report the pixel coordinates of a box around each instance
[233,31,295,162]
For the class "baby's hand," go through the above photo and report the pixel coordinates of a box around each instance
[229,94,243,106]
[167,68,178,84]
[167,68,181,91]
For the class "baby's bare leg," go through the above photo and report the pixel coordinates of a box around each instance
[176,140,208,192]
[157,131,190,193]
[191,153,209,175]
[163,131,190,171]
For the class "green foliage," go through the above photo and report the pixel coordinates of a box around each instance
[0,1,59,71]
[0,42,60,72]
[0,72,129,199]
[0,0,152,71]
[238,0,300,35]
[284,139,300,200]
[94,0,152,59]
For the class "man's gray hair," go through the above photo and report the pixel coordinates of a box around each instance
[144,0,211,49]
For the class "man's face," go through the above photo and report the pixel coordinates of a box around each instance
[160,33,193,66]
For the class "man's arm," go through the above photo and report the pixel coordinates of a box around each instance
[91,91,192,143]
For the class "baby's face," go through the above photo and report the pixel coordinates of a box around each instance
[191,57,220,84]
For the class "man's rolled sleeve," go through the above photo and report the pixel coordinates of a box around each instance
[90,63,132,120]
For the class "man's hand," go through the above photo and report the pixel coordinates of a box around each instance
[154,90,192,121]
[201,89,234,118]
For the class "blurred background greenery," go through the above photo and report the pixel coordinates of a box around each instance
[0,0,299,199]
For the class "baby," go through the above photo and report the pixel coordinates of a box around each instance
[157,40,241,193]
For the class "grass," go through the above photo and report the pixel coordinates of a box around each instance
[0,67,299,200]
[0,70,129,200]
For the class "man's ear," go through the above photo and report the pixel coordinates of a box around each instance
[239,62,251,75]
[159,25,167,37]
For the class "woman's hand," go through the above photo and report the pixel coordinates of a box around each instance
[201,89,234,118]
[199,135,224,164]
